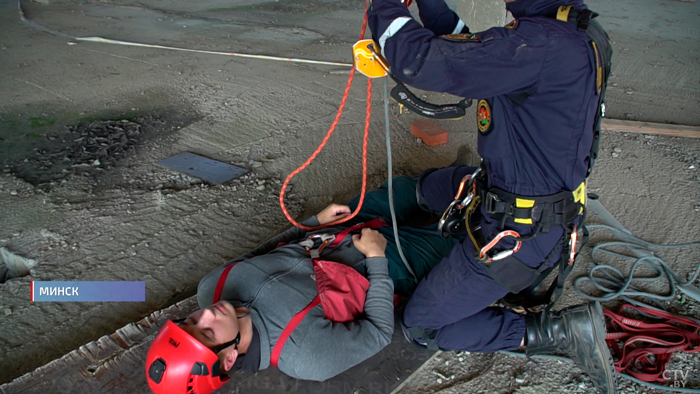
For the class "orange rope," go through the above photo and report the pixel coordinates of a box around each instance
[278,12,371,231]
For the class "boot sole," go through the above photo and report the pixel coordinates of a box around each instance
[589,301,617,394]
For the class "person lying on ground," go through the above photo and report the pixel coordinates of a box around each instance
[144,176,457,394]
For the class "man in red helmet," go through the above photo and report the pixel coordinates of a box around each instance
[146,176,458,394]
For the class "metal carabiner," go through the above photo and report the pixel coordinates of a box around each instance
[479,230,522,262]
[437,167,483,238]
[300,233,336,258]
[488,249,515,262]
[453,167,481,205]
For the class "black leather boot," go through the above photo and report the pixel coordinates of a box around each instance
[525,302,616,394]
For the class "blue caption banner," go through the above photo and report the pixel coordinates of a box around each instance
[32,281,145,302]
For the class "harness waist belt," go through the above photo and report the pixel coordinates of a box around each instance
[481,187,582,231]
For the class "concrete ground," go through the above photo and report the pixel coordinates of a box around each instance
[0,0,698,392]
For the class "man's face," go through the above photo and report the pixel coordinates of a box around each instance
[180,300,239,348]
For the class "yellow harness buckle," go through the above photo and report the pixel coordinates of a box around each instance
[514,198,535,224]
[557,5,573,22]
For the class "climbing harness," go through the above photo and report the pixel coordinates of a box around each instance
[211,219,388,368]
[490,189,584,307]
[435,159,587,308]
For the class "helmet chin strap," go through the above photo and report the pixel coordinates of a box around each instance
[212,331,240,354]
[170,307,250,354]
[212,311,250,353]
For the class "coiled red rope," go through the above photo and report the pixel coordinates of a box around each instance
[605,304,700,383]
[278,12,371,230]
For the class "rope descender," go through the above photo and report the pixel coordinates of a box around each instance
[479,230,522,263]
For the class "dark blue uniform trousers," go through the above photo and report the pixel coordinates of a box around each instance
[403,166,565,352]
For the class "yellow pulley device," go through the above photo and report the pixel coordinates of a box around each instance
[352,39,388,78]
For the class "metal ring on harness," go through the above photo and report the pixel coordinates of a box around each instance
[299,234,336,258]
[479,230,522,263]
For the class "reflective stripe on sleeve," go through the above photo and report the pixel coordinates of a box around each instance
[379,16,412,57]
[452,20,466,34]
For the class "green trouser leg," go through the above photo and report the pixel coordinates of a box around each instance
[346,176,457,297]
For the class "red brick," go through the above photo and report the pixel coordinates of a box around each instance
[410,120,449,146]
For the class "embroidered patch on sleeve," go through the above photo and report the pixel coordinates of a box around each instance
[505,20,519,30]
[440,33,480,42]
[477,99,493,135]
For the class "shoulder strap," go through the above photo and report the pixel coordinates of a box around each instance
[213,263,237,303]
[270,296,321,367]
[584,18,612,176]
[269,220,387,367]
[212,257,321,369]
[328,218,388,248]
[551,6,613,176]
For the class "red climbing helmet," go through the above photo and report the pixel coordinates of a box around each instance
[145,320,229,394]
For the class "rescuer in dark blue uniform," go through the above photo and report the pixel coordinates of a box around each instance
[368,0,615,393]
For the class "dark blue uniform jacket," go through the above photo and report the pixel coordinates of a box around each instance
[368,0,600,197]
